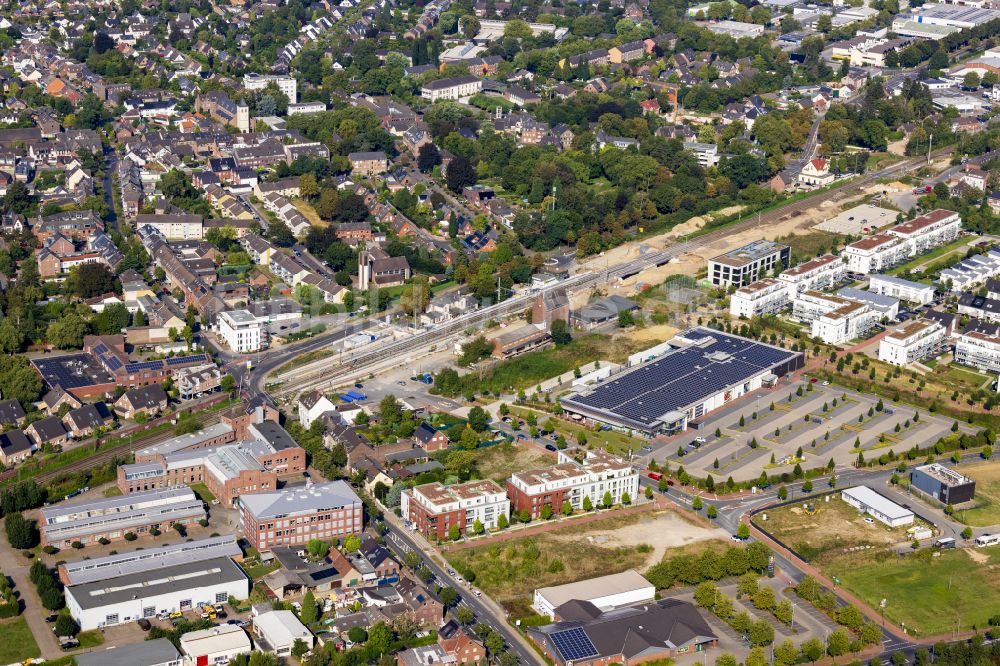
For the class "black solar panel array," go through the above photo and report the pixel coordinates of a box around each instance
[569,328,800,426]
[166,355,207,366]
[550,627,599,661]
[104,356,123,372]
[124,360,165,373]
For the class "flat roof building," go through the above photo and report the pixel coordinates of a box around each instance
[254,609,315,657]
[868,274,936,305]
[65,557,250,630]
[40,486,205,548]
[74,639,182,666]
[401,479,509,539]
[561,328,803,435]
[240,481,363,551]
[180,624,253,665]
[533,570,655,618]
[910,463,976,505]
[841,486,914,527]
[59,535,242,585]
[708,240,790,287]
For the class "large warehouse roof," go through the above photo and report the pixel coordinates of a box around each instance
[66,557,247,611]
[561,328,801,432]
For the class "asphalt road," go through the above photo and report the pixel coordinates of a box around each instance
[379,519,542,666]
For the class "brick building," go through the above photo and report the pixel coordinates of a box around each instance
[240,480,364,552]
[400,479,509,539]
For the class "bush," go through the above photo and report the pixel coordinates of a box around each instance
[5,514,38,549]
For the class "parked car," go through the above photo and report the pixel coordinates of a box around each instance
[545,444,557,452]
[694,436,707,444]
[137,618,152,631]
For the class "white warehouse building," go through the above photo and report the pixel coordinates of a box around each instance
[533,569,655,618]
[841,486,914,527]
[65,557,250,630]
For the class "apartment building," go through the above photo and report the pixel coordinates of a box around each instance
[135,213,204,240]
[886,209,961,255]
[843,234,908,274]
[777,253,846,293]
[682,141,720,168]
[707,240,791,287]
[242,74,298,104]
[506,450,639,520]
[348,151,389,178]
[955,321,1000,373]
[401,479,509,539]
[940,250,1000,292]
[811,300,878,345]
[218,309,263,353]
[240,481,364,551]
[792,290,852,323]
[729,278,791,319]
[421,75,482,102]
[868,274,936,305]
[878,319,947,366]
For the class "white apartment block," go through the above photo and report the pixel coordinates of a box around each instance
[218,309,263,353]
[506,450,639,519]
[811,300,878,345]
[708,240,791,287]
[955,326,1000,373]
[243,74,298,104]
[792,290,852,324]
[843,234,908,274]
[878,319,946,366]
[683,141,720,168]
[868,274,936,305]
[844,209,961,274]
[421,75,482,102]
[401,479,510,537]
[940,250,1000,292]
[886,209,961,255]
[778,253,847,293]
[730,278,792,318]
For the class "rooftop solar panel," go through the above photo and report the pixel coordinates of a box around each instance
[93,343,108,356]
[551,627,599,661]
[104,356,123,372]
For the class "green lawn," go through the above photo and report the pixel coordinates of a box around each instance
[243,560,281,580]
[76,630,104,649]
[888,237,971,277]
[829,549,1000,636]
[509,407,645,458]
[190,482,217,504]
[955,460,1000,527]
[939,365,993,390]
[775,230,845,262]
[0,616,40,663]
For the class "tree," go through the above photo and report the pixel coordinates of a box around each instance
[439,586,459,607]
[748,620,774,647]
[777,485,788,500]
[93,303,129,335]
[774,639,797,665]
[692,496,703,510]
[5,513,38,549]
[583,496,593,511]
[467,406,490,432]
[306,538,329,559]
[291,638,309,659]
[716,654,738,666]
[497,513,509,529]
[418,143,441,172]
[551,319,572,345]
[74,263,116,298]
[448,525,461,541]
[775,599,793,625]
[962,526,973,539]
[55,614,79,637]
[827,629,850,656]
[343,534,361,552]
[964,72,981,89]
[300,591,319,625]
[707,505,718,519]
[446,156,477,193]
[602,490,613,508]
[562,500,573,516]
[801,637,824,663]
[367,623,394,655]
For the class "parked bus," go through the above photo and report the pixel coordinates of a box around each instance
[976,534,1000,547]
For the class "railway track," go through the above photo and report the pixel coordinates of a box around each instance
[14,401,226,488]
[268,149,951,397]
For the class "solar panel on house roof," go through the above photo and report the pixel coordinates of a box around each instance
[166,355,203,366]
[93,343,109,356]
[550,627,599,661]
[104,356,123,372]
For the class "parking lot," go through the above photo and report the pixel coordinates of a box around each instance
[637,381,972,482]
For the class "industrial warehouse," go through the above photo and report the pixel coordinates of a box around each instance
[560,328,803,436]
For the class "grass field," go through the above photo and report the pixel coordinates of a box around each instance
[937,366,994,391]
[190,482,216,504]
[775,230,845,262]
[438,443,554,484]
[0,616,40,663]
[77,630,104,648]
[437,335,642,397]
[509,406,646,458]
[754,497,918,563]
[955,460,1000,527]
[888,237,971,277]
[277,349,333,375]
[447,511,725,616]
[828,548,1000,637]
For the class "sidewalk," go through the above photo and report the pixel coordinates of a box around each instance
[0,530,61,660]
